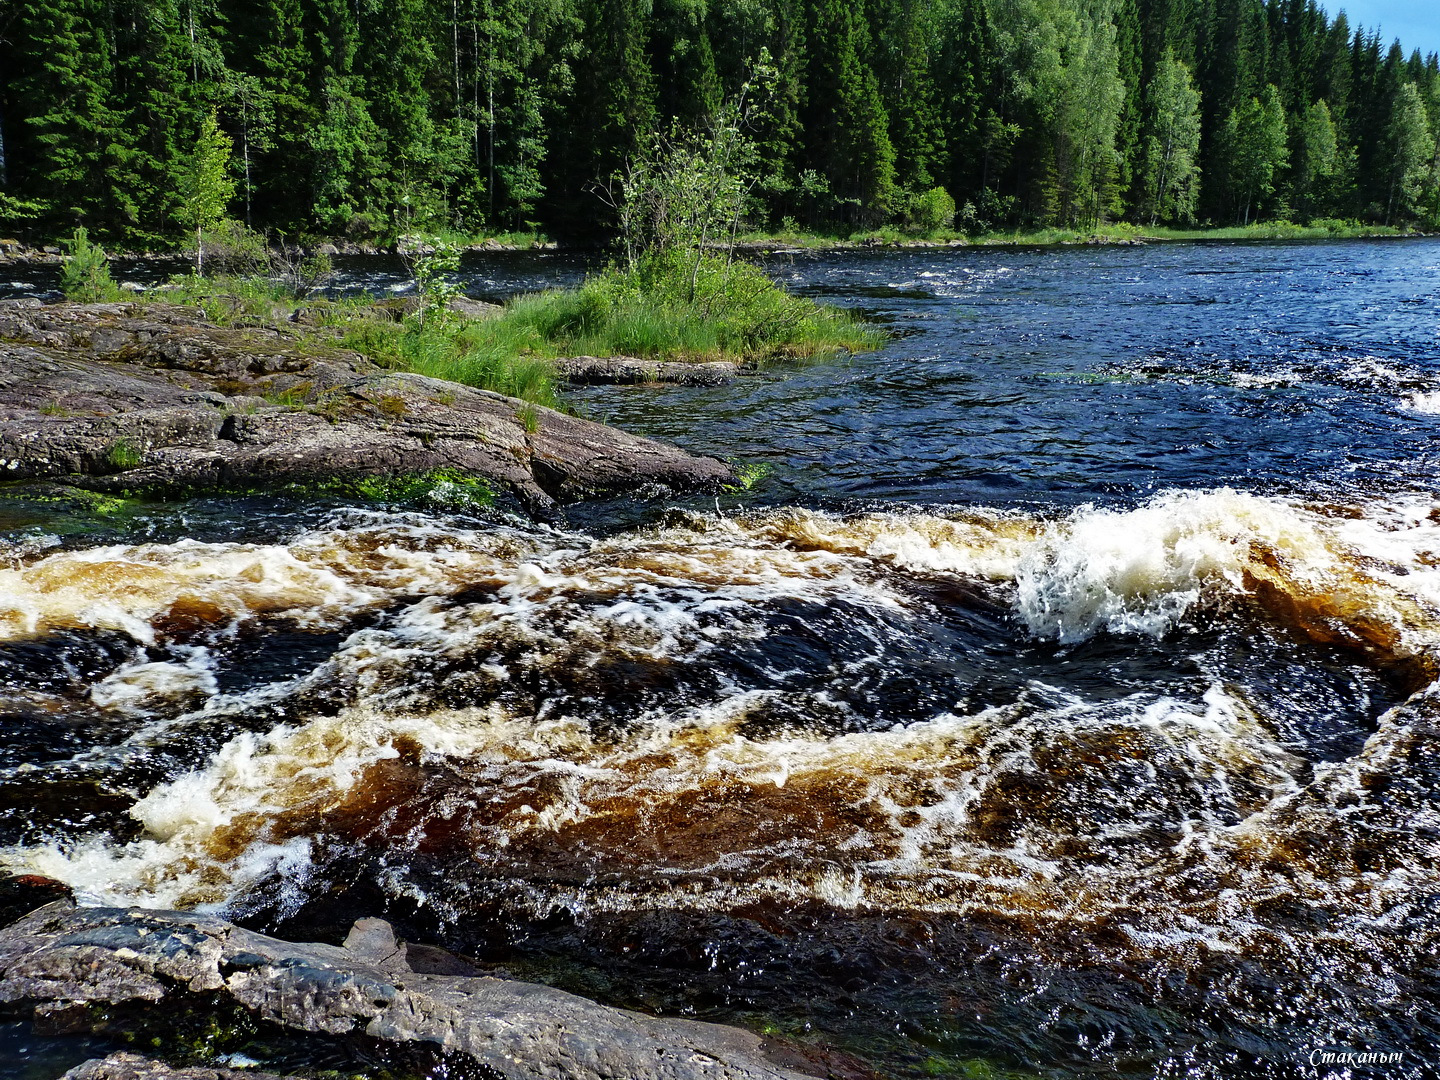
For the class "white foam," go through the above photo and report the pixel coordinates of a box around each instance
[1017,489,1340,642]
[90,647,219,712]
[1401,390,1440,414]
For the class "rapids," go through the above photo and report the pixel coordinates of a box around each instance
[2,239,1439,1078]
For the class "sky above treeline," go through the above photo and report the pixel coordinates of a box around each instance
[1326,0,1437,53]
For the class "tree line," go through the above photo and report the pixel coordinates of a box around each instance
[2,0,1439,247]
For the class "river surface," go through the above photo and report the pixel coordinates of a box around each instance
[1,239,1438,1078]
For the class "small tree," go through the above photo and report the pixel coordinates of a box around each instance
[400,236,462,328]
[180,110,237,273]
[597,51,777,301]
[907,187,957,233]
[61,227,118,301]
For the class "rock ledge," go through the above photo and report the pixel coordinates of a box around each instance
[0,903,816,1080]
[0,300,732,515]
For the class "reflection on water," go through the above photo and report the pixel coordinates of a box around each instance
[2,240,1440,1077]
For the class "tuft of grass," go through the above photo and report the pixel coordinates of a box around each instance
[39,399,71,417]
[516,402,541,433]
[376,393,408,418]
[105,439,143,469]
[494,251,882,365]
[260,382,310,409]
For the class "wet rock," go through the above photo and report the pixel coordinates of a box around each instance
[0,875,73,928]
[0,300,733,516]
[62,1052,303,1080]
[0,905,818,1080]
[556,355,739,386]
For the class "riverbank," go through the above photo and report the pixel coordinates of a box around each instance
[0,233,558,266]
[4,221,1424,268]
[730,219,1419,251]
[0,298,733,517]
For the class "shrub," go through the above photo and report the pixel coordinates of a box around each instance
[907,187,957,234]
[61,227,120,302]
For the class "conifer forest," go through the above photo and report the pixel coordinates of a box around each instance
[1,0,1438,246]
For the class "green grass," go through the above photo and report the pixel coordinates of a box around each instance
[126,253,879,408]
[498,253,881,363]
[105,439,143,469]
[338,252,879,399]
[338,468,496,509]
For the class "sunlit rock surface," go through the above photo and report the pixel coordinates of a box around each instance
[0,300,732,515]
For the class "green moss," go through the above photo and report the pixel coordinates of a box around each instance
[721,461,772,493]
[331,468,497,509]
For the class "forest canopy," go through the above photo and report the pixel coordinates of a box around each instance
[1,0,1438,246]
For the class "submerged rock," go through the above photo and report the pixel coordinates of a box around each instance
[0,904,819,1080]
[0,300,732,516]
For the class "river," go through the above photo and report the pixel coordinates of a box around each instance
[1,238,1437,1078]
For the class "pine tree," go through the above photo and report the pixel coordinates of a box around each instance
[800,0,897,223]
[10,0,126,233]
[935,0,990,207]
[549,0,658,236]
[873,0,947,196]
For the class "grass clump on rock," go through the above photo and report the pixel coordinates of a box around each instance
[341,249,876,403]
[501,251,879,363]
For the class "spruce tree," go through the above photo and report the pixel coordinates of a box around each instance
[11,0,125,233]
[800,0,897,224]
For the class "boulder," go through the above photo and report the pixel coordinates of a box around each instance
[62,1053,303,1080]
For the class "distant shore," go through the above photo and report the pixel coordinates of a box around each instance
[1,221,1426,267]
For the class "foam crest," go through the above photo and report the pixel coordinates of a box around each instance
[740,507,1040,579]
[0,517,552,645]
[1402,390,1440,414]
[3,680,1310,917]
[89,646,219,712]
[1013,489,1440,656]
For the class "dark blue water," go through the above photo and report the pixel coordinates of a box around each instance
[563,239,1440,507]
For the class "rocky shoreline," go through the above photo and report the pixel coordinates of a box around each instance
[0,299,733,517]
[0,901,847,1080]
[0,239,557,266]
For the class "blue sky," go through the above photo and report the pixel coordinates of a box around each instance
[1321,1,1439,54]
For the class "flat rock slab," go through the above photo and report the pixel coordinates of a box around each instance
[556,356,739,386]
[0,904,819,1080]
[63,1053,303,1080]
[0,300,732,515]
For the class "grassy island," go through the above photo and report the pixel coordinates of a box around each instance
[62,226,881,410]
